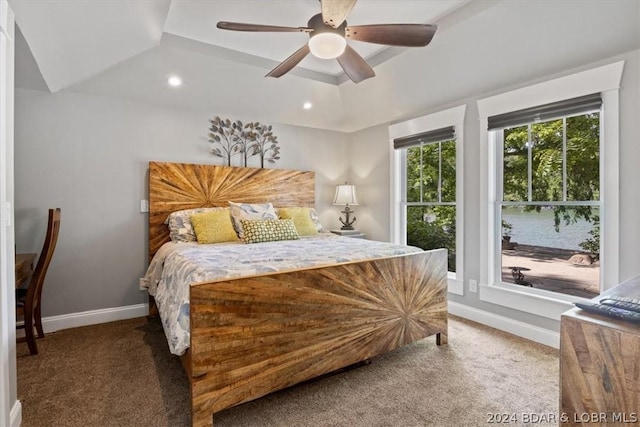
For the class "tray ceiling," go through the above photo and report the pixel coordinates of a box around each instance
[11,0,469,92]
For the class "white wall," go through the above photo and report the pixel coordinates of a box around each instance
[14,89,350,317]
[11,0,640,336]
[348,124,391,242]
[339,0,640,131]
[347,0,640,333]
[0,1,19,424]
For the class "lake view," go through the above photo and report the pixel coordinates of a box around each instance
[502,207,598,251]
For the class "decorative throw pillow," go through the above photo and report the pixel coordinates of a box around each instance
[277,207,319,236]
[190,210,239,244]
[309,207,326,233]
[240,219,300,244]
[165,207,227,242]
[229,201,279,239]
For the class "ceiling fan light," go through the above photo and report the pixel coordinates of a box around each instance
[308,32,346,59]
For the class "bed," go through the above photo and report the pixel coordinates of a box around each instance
[145,161,448,427]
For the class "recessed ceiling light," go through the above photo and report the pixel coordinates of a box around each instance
[167,76,182,87]
[303,102,313,110]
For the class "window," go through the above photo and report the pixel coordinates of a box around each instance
[477,61,623,320]
[396,127,457,272]
[492,94,601,299]
[389,105,465,295]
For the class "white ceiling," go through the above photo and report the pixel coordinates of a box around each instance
[11,0,470,91]
[164,0,470,76]
[10,0,172,93]
[10,0,483,132]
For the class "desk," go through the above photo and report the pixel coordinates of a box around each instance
[560,276,640,425]
[15,253,36,288]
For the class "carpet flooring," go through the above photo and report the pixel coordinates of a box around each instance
[16,315,559,427]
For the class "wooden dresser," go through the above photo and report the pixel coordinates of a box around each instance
[560,276,640,426]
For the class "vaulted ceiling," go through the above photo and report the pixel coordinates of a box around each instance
[11,0,482,132]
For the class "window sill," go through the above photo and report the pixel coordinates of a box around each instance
[479,282,579,321]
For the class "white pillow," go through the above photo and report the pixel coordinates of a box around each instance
[165,207,227,242]
[228,201,279,239]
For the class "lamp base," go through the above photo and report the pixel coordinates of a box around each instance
[338,206,357,231]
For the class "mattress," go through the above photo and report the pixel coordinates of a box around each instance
[142,233,422,355]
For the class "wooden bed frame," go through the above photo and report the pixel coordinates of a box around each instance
[148,161,448,427]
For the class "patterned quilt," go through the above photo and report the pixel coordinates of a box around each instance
[142,233,422,355]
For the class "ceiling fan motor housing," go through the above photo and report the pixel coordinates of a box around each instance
[307,14,348,59]
[308,13,346,38]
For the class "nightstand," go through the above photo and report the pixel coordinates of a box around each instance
[560,275,640,423]
[330,230,366,239]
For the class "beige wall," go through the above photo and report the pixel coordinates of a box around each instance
[14,89,350,316]
[12,0,640,333]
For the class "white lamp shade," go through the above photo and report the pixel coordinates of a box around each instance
[333,184,359,205]
[308,33,347,59]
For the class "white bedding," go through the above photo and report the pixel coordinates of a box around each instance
[142,233,422,355]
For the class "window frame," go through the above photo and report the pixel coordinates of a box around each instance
[496,116,602,296]
[477,61,623,320]
[389,105,466,296]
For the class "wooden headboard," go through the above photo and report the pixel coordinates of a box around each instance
[148,162,315,259]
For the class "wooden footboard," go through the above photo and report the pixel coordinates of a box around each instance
[188,249,448,427]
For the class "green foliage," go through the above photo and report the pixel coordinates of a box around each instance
[579,217,600,260]
[405,113,601,268]
[405,139,457,271]
[502,113,600,231]
[501,219,513,237]
[407,206,456,271]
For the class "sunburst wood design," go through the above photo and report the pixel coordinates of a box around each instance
[560,307,640,425]
[148,162,315,259]
[188,249,448,427]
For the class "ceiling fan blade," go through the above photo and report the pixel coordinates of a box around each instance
[337,45,375,83]
[217,22,312,33]
[321,0,357,28]
[266,44,311,78]
[345,24,437,47]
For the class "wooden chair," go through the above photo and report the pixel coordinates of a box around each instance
[16,208,61,355]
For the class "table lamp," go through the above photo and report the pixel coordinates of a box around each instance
[333,183,359,230]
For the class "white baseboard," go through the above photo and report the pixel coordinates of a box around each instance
[23,301,559,350]
[17,303,148,336]
[448,301,560,349]
[10,400,21,427]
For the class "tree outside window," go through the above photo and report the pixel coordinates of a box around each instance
[406,139,457,272]
[499,112,600,297]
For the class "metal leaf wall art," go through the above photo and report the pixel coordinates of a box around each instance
[208,116,281,167]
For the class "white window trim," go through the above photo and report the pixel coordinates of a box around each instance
[477,61,624,320]
[389,105,466,296]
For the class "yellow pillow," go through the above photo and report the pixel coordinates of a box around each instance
[190,210,239,244]
[278,207,318,236]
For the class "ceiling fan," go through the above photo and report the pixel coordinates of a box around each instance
[216,0,437,83]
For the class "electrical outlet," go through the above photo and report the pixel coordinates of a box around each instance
[139,278,147,291]
[140,199,149,213]
[469,279,478,293]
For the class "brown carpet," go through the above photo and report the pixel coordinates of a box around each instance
[17,315,559,427]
